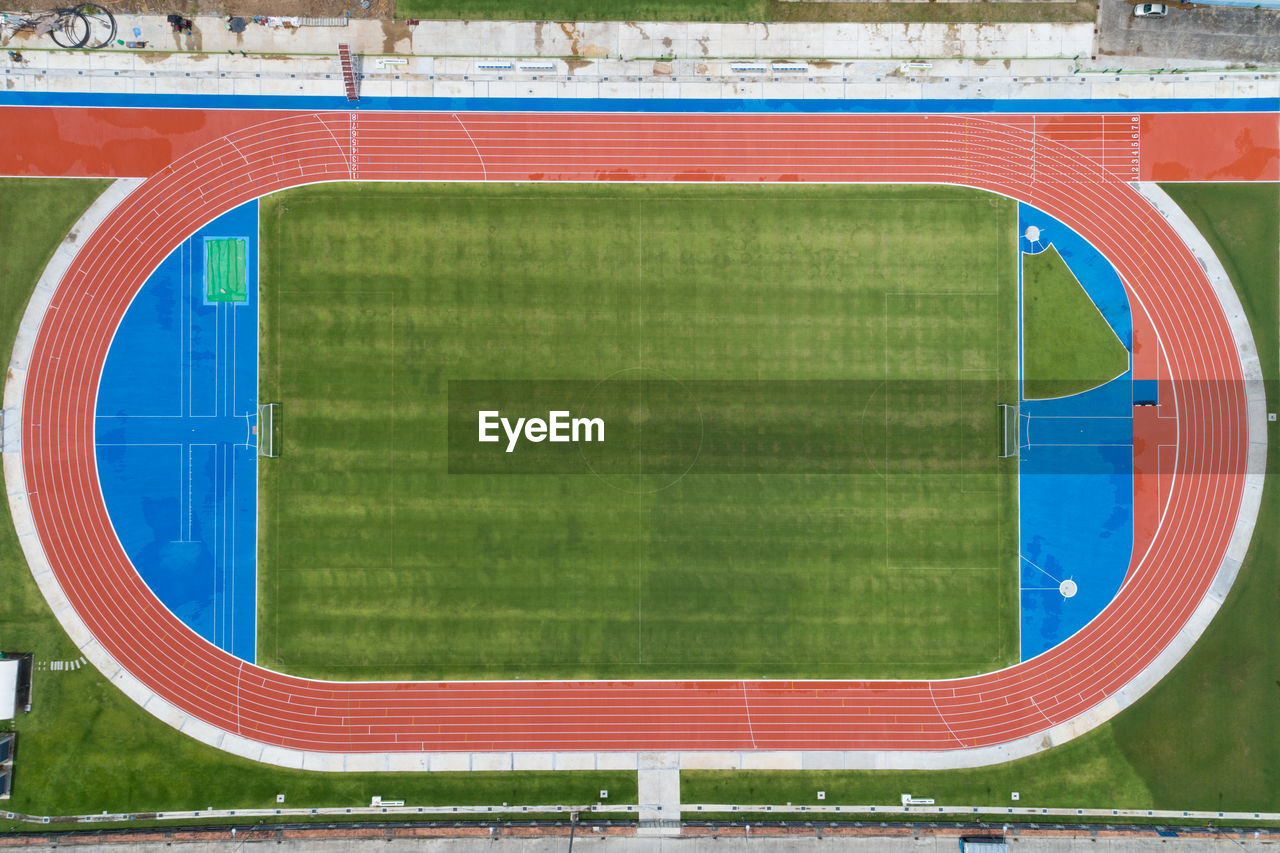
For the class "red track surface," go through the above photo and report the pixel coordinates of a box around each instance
[1,108,1275,182]
[1140,113,1280,182]
[20,112,1249,753]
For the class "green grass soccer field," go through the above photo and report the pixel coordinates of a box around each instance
[257,182,1019,682]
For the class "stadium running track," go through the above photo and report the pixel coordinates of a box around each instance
[13,110,1256,753]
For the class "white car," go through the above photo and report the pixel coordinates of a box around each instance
[1133,3,1169,16]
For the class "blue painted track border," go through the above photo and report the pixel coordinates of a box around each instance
[0,92,1277,113]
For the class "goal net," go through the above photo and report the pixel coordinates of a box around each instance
[998,403,1019,459]
[258,403,279,458]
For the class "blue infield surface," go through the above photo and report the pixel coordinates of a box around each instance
[1017,203,1136,661]
[95,201,259,663]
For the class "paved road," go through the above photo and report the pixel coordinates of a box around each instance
[1100,0,1280,64]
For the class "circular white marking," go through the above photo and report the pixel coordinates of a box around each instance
[1024,225,1042,242]
[1060,579,1078,598]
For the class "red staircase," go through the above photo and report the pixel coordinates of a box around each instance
[338,43,358,101]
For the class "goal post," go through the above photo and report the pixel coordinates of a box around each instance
[258,403,279,458]
[998,402,1019,459]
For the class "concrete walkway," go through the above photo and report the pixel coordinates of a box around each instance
[637,753,682,836]
[4,49,1277,101]
[3,833,1275,852]
[9,798,1280,826]
[4,14,1097,60]
[4,12,1274,101]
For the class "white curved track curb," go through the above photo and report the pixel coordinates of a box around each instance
[2,177,1267,773]
[2,179,165,721]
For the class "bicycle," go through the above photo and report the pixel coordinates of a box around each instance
[1,3,115,49]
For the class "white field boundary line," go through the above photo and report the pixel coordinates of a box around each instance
[7,801,1280,825]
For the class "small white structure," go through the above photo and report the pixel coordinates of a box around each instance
[0,658,18,720]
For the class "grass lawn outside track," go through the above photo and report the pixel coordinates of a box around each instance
[258,182,1020,683]
[394,0,1096,24]
[1107,182,1280,811]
